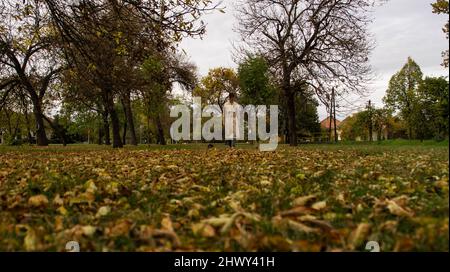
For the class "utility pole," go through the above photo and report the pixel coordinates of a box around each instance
[368,100,373,142]
[328,94,332,143]
[332,88,338,143]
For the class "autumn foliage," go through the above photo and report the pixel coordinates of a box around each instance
[0,144,448,252]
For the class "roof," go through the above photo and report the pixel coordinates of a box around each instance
[320,117,342,130]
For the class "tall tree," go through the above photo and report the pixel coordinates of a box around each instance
[418,76,449,139]
[383,57,423,139]
[432,0,449,67]
[238,55,277,106]
[194,68,239,111]
[236,0,375,146]
[0,1,64,146]
[61,66,113,145]
[295,89,321,139]
[141,52,197,145]
[42,0,218,148]
[372,108,389,141]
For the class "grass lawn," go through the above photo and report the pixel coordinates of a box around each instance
[0,142,448,252]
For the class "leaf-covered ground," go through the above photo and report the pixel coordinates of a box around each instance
[0,144,448,252]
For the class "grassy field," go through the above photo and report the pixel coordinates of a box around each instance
[0,142,448,252]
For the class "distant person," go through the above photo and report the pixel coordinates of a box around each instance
[224,92,241,148]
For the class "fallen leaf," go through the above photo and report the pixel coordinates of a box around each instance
[312,201,327,211]
[24,228,37,251]
[161,216,174,232]
[82,226,96,237]
[387,200,413,217]
[54,216,64,231]
[84,179,97,194]
[57,206,68,216]
[108,220,132,237]
[53,194,64,206]
[203,216,232,227]
[292,195,316,207]
[286,219,319,233]
[280,206,315,217]
[28,195,49,207]
[191,223,216,238]
[96,206,111,218]
[298,215,334,232]
[348,223,371,250]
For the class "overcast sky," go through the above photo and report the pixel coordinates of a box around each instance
[180,0,449,120]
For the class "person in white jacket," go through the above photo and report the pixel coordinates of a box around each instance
[223,92,241,148]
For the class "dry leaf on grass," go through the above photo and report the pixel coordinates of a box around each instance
[348,223,371,250]
[28,195,48,208]
[387,200,414,218]
[191,223,216,238]
[292,195,317,207]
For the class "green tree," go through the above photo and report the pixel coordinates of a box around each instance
[340,111,372,141]
[41,0,217,148]
[141,53,197,145]
[418,76,449,139]
[383,57,423,139]
[295,91,321,140]
[372,108,391,141]
[340,114,360,141]
[237,56,276,106]
[432,0,449,67]
[193,68,240,111]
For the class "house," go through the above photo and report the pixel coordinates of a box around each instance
[320,117,342,141]
[338,113,390,142]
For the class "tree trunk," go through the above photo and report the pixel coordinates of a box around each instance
[30,97,48,146]
[98,125,103,145]
[105,91,123,148]
[283,100,290,144]
[156,114,166,145]
[333,114,338,143]
[19,92,34,145]
[24,110,33,144]
[122,117,127,145]
[34,112,48,146]
[368,101,373,142]
[123,94,138,146]
[286,91,297,146]
[121,96,128,145]
[147,117,151,144]
[98,112,104,145]
[102,111,111,145]
[110,109,122,148]
[333,89,338,143]
[43,116,68,146]
[329,107,333,143]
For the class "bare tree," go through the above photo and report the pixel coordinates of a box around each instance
[1,1,65,146]
[236,0,376,146]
